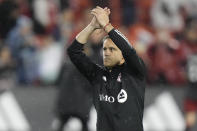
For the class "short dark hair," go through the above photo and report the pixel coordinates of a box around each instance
[102,35,110,43]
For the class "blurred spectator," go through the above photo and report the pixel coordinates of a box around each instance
[53,57,92,131]
[32,0,59,34]
[5,16,38,84]
[128,23,155,62]
[37,35,63,85]
[151,0,185,32]
[147,29,186,85]
[185,54,197,131]
[175,18,197,67]
[180,18,197,131]
[59,8,74,45]
[16,0,31,17]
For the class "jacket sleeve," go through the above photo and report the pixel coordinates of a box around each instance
[67,39,101,82]
[108,29,146,78]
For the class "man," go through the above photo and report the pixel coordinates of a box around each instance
[67,6,146,131]
[53,60,92,131]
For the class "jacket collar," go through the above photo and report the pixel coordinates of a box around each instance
[105,63,125,73]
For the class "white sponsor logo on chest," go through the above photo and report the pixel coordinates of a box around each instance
[99,89,128,103]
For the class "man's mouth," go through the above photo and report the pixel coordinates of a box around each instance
[104,58,111,61]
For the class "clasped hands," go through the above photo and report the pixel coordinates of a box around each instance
[90,6,111,30]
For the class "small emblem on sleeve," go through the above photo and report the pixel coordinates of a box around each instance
[102,76,107,82]
[117,73,121,82]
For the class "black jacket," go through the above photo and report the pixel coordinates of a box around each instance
[56,60,93,117]
[67,29,146,131]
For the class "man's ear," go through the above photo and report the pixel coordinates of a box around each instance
[119,57,125,65]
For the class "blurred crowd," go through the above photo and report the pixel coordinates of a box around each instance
[0,0,197,86]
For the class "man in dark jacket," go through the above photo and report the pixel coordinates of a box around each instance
[54,60,92,131]
[67,6,146,131]
[53,31,104,131]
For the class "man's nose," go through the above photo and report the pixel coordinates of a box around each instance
[104,49,111,56]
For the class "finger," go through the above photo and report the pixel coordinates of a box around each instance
[92,8,100,12]
[91,10,98,14]
[105,7,110,10]
[92,8,100,14]
[104,7,110,14]
[104,7,108,11]
[96,6,103,10]
[107,9,111,15]
[91,11,97,15]
[96,6,105,12]
[90,11,98,17]
[91,8,96,12]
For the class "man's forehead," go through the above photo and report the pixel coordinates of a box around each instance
[103,39,117,48]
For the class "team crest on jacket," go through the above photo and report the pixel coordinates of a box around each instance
[117,89,127,103]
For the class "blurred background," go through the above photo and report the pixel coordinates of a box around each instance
[0,0,197,131]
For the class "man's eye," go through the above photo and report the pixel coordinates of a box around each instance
[109,48,115,51]
[103,48,107,51]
